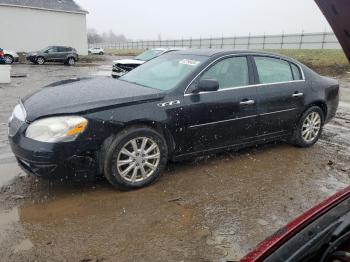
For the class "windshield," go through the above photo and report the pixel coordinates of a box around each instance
[134,49,164,61]
[119,54,206,91]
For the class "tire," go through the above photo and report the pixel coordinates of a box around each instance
[99,52,104,55]
[103,126,168,190]
[67,57,75,66]
[290,106,324,147]
[36,56,45,65]
[4,55,14,64]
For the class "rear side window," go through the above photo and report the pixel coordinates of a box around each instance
[254,56,293,84]
[291,63,302,80]
[201,56,249,89]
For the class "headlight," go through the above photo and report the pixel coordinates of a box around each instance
[25,116,88,143]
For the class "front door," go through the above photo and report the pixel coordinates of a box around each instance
[184,56,258,153]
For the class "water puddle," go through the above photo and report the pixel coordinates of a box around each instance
[91,65,112,77]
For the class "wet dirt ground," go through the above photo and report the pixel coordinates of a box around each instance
[0,60,350,262]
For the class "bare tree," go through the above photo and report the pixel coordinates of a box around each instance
[87,28,128,44]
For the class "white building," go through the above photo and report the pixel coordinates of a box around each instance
[0,0,88,55]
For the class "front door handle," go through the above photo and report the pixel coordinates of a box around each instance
[240,99,255,105]
[292,92,304,97]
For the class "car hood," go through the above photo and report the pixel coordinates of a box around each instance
[315,0,350,62]
[113,59,145,65]
[4,50,19,57]
[23,77,164,122]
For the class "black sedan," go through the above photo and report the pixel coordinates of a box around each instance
[8,50,339,190]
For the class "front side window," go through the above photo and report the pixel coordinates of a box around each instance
[47,47,58,53]
[201,56,249,89]
[254,56,293,84]
[120,54,206,91]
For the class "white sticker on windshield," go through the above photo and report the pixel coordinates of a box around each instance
[179,59,200,66]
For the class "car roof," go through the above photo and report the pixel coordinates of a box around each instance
[172,49,296,59]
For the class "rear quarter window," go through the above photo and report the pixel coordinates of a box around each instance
[291,63,303,80]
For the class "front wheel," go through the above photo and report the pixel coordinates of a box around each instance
[290,106,324,147]
[103,127,168,190]
[36,57,45,65]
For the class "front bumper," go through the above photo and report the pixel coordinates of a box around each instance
[8,129,99,179]
[13,57,19,63]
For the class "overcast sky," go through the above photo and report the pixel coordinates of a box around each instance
[75,0,331,40]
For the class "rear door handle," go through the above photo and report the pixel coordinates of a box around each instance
[292,92,304,97]
[240,99,255,105]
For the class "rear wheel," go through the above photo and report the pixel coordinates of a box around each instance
[99,52,104,55]
[67,57,75,66]
[4,55,14,64]
[36,57,45,65]
[291,106,324,147]
[103,127,168,190]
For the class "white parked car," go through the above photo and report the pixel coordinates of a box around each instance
[3,50,19,64]
[88,47,105,55]
[111,48,183,78]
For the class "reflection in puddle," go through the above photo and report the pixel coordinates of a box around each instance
[0,207,19,244]
[0,162,22,188]
[13,239,34,253]
[0,207,34,254]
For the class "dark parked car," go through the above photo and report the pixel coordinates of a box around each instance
[26,46,78,65]
[8,50,339,190]
[241,186,350,262]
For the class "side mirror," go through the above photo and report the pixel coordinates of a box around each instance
[194,79,219,93]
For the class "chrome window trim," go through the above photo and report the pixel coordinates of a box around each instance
[184,53,305,96]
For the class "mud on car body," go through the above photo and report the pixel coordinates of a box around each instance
[8,50,339,190]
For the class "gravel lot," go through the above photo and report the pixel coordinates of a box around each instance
[0,60,350,262]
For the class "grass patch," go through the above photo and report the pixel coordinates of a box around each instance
[105,48,144,56]
[79,55,106,64]
[271,49,350,76]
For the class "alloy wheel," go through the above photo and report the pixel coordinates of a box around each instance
[116,137,160,183]
[68,58,75,65]
[302,111,321,143]
[4,55,13,64]
[37,57,45,65]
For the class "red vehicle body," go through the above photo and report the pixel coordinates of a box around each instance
[0,48,5,64]
[241,187,350,261]
[315,0,350,62]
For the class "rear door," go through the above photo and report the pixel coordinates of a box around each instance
[57,47,70,61]
[252,56,306,136]
[184,56,258,152]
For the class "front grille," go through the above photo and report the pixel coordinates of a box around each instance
[8,116,24,137]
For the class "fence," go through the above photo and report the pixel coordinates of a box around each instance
[89,31,341,50]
